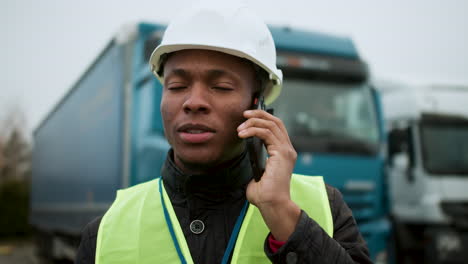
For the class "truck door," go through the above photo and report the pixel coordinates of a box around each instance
[388,124,423,213]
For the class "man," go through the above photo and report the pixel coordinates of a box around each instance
[76,1,371,263]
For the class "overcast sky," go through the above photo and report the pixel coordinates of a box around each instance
[2,0,468,134]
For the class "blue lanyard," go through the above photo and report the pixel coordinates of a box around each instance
[159,178,187,264]
[158,178,249,264]
[221,199,249,264]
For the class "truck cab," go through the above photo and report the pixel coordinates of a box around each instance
[381,83,468,263]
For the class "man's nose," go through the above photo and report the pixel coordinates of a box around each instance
[182,84,211,114]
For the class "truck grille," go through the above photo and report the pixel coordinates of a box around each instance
[341,191,376,221]
[441,201,468,228]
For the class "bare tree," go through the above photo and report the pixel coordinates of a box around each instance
[0,104,32,236]
[0,105,31,184]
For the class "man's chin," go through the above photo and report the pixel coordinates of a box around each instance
[173,147,243,174]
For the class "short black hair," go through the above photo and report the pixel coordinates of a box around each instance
[250,62,269,96]
[156,53,172,77]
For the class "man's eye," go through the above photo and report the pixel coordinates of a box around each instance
[168,86,186,91]
[212,86,233,91]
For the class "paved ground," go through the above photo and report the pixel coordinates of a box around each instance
[0,238,76,264]
[0,239,38,264]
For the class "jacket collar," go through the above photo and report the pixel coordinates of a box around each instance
[161,149,252,197]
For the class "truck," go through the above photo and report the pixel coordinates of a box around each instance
[379,83,468,263]
[30,22,389,262]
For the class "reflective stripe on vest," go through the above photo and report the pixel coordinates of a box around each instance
[96,174,333,264]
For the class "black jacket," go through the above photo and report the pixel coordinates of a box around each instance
[76,150,371,264]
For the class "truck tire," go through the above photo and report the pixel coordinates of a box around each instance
[391,220,425,263]
[34,230,53,264]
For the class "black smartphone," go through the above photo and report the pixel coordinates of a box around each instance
[246,96,268,182]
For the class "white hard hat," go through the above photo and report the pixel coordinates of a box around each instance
[149,0,283,105]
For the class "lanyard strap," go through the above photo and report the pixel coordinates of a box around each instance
[158,178,249,264]
[159,178,187,264]
[221,199,248,264]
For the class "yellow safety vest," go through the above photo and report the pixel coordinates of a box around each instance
[96,174,333,264]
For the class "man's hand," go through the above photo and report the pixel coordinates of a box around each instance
[237,110,301,241]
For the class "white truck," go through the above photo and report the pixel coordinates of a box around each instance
[379,83,468,263]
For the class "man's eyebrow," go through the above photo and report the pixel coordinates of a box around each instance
[165,68,240,82]
[165,68,190,79]
[206,69,238,81]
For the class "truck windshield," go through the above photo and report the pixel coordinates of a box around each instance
[420,120,468,175]
[270,79,380,155]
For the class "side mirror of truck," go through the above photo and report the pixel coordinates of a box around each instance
[393,152,409,170]
[392,152,415,183]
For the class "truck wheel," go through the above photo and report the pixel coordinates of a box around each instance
[34,230,53,264]
[391,220,426,263]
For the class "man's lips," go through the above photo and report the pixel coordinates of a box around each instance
[177,123,216,143]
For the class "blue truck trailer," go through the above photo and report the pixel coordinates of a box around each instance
[31,22,389,262]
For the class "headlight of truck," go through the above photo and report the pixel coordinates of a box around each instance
[375,249,387,264]
[436,232,461,260]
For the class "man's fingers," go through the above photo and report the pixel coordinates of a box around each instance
[238,126,281,147]
[238,117,284,141]
[242,110,292,145]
